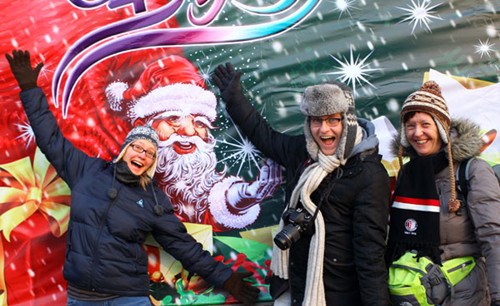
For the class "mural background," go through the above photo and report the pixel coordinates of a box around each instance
[0,0,498,305]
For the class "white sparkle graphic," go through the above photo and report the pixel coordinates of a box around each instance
[330,0,358,18]
[398,0,443,34]
[324,46,379,95]
[216,118,263,176]
[16,122,35,148]
[474,39,495,58]
[197,63,213,86]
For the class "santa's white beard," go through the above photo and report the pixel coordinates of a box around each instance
[155,133,226,222]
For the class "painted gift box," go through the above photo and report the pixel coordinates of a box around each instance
[0,148,70,305]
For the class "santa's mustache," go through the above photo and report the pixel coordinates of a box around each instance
[158,133,215,152]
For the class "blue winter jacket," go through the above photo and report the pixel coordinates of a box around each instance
[20,88,232,296]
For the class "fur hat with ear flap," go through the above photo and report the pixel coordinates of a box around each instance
[300,81,359,162]
[114,125,160,178]
[398,80,461,212]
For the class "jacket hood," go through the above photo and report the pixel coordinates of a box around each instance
[391,117,483,163]
[351,118,379,157]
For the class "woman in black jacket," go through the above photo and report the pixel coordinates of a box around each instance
[213,63,390,306]
[6,50,259,306]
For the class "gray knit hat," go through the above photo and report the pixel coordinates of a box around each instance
[114,125,159,178]
[300,82,358,161]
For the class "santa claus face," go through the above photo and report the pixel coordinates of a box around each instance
[151,113,211,154]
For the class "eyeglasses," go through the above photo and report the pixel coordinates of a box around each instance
[309,116,343,127]
[129,143,156,159]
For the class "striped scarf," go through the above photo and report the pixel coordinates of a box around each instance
[386,151,448,265]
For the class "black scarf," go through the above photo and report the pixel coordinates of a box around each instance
[115,161,141,185]
[386,151,448,265]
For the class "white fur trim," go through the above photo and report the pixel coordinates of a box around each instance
[106,81,129,111]
[207,177,260,229]
[129,83,217,122]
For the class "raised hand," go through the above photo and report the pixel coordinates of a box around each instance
[212,62,243,103]
[5,50,43,91]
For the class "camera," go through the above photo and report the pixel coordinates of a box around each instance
[273,208,312,250]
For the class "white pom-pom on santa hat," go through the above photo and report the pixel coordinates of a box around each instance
[105,81,129,111]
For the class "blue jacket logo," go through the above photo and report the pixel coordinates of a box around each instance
[136,199,144,208]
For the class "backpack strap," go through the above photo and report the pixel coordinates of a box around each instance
[456,158,473,204]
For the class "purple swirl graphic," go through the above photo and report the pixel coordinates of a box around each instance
[54,0,321,117]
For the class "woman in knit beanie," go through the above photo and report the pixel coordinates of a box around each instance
[214,62,391,306]
[387,80,500,306]
[6,49,260,305]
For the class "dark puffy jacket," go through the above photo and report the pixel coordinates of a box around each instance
[20,88,232,296]
[224,90,390,306]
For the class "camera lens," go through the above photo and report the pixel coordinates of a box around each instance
[274,224,302,250]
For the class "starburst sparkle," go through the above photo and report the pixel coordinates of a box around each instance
[216,118,263,176]
[331,0,357,17]
[15,122,35,148]
[324,46,379,95]
[474,39,495,58]
[398,0,443,34]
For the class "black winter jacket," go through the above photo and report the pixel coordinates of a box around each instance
[20,88,232,296]
[224,90,390,306]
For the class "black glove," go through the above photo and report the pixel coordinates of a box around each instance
[212,62,243,103]
[223,271,260,306]
[5,50,43,91]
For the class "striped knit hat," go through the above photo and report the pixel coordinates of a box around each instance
[398,81,460,212]
[400,80,451,147]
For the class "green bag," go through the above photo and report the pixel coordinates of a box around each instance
[388,251,476,305]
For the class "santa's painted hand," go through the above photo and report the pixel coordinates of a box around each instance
[226,159,283,212]
[5,50,43,91]
[213,62,243,103]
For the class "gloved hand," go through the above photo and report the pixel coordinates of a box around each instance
[213,62,243,103]
[223,271,260,306]
[5,50,43,91]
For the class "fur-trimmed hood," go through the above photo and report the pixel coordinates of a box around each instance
[391,117,483,163]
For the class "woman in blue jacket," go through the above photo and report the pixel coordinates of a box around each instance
[6,50,259,306]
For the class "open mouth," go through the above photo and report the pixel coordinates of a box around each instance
[320,136,336,145]
[129,160,144,173]
[173,141,196,154]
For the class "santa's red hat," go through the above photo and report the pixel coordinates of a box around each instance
[106,55,217,123]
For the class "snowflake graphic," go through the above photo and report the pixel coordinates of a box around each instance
[324,46,379,95]
[474,39,495,58]
[398,0,443,34]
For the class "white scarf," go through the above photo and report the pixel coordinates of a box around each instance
[271,128,362,306]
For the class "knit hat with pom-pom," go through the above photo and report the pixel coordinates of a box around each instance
[398,80,460,212]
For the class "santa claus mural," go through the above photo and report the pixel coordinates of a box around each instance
[105,55,283,231]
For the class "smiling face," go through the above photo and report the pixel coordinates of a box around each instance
[404,112,443,156]
[122,139,157,175]
[151,114,211,155]
[309,113,344,156]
